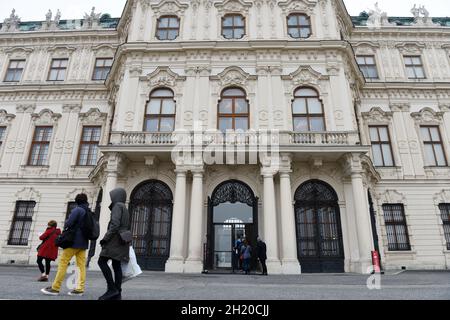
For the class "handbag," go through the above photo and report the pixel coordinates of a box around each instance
[119,230,133,244]
[55,228,76,249]
[37,229,57,252]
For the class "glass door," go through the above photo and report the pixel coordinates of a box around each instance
[214,224,233,269]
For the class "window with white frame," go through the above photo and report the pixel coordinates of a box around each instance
[4,60,26,82]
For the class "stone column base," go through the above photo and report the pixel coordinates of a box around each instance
[281,260,301,275]
[165,258,185,273]
[266,259,283,275]
[183,260,203,274]
[351,259,373,274]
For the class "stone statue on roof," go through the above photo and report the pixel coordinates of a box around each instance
[45,10,52,24]
[1,9,21,32]
[367,2,393,29]
[54,10,61,25]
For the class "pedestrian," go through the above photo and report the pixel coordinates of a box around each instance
[232,236,242,273]
[256,237,268,276]
[36,220,61,282]
[98,187,131,301]
[241,239,252,275]
[41,194,90,296]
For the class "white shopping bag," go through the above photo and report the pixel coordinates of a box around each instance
[121,246,143,282]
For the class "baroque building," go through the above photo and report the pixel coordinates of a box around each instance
[0,0,449,274]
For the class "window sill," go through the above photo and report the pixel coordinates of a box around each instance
[374,166,402,169]
[2,245,31,249]
[21,165,50,169]
[424,166,450,169]
[70,165,96,169]
[385,250,416,255]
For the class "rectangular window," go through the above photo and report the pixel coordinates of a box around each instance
[77,126,101,166]
[439,204,450,250]
[4,60,26,82]
[0,126,6,148]
[8,201,36,246]
[48,58,68,81]
[28,127,53,166]
[369,126,395,167]
[356,56,379,79]
[420,126,447,167]
[382,204,411,251]
[404,56,426,79]
[92,58,113,80]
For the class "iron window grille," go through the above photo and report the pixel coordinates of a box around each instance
[8,201,36,246]
[222,14,245,39]
[420,126,448,167]
[356,56,379,79]
[92,58,113,80]
[28,126,53,166]
[439,204,450,250]
[292,87,325,132]
[77,126,102,166]
[382,204,411,251]
[287,13,311,39]
[369,126,395,167]
[0,126,6,149]
[4,60,26,82]
[156,16,180,40]
[404,56,426,79]
[144,89,176,132]
[48,58,68,81]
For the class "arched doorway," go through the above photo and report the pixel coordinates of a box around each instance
[294,180,345,273]
[206,180,258,271]
[129,180,173,271]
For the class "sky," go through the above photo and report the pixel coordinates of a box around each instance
[0,0,449,21]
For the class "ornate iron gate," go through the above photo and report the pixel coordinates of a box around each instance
[129,180,173,271]
[294,180,345,273]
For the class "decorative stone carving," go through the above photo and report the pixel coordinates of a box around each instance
[411,107,444,124]
[83,7,102,29]
[15,187,41,201]
[366,2,394,29]
[374,189,406,204]
[31,109,62,125]
[1,9,21,32]
[0,110,16,125]
[92,44,116,57]
[79,108,108,125]
[353,42,380,55]
[278,0,317,15]
[395,42,425,55]
[433,189,450,204]
[212,66,256,88]
[40,9,61,31]
[411,4,439,27]
[281,65,329,88]
[140,67,186,95]
[215,0,253,15]
[151,0,189,16]
[362,107,393,123]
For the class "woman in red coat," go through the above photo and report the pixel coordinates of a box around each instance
[37,220,61,282]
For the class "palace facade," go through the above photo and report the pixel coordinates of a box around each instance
[0,0,449,274]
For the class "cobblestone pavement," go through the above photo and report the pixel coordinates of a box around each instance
[0,266,449,300]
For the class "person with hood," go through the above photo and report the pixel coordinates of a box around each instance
[98,187,131,301]
[41,194,90,296]
[36,220,61,281]
[256,237,268,276]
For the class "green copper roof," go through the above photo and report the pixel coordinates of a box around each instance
[352,12,450,27]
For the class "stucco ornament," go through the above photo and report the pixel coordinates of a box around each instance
[411,4,439,26]
[1,9,21,32]
[366,2,394,29]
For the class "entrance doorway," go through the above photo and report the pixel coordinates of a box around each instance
[294,180,345,273]
[129,180,173,271]
[206,180,258,272]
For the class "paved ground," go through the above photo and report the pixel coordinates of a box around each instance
[0,265,449,300]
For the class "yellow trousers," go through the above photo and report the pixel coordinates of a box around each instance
[52,248,86,292]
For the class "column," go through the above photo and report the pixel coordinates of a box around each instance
[89,155,119,270]
[184,169,205,273]
[262,167,282,274]
[350,169,374,274]
[165,168,188,273]
[279,170,301,274]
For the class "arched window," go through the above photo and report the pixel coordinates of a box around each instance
[144,88,176,132]
[218,87,249,131]
[156,16,180,40]
[287,13,311,39]
[222,14,246,39]
[292,87,325,132]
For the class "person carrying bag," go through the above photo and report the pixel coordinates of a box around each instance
[36,221,61,282]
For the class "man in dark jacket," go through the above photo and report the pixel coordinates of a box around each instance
[256,237,268,276]
[41,194,90,296]
[98,187,131,300]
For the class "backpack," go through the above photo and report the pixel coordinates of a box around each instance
[82,208,100,241]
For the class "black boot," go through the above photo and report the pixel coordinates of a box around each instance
[98,285,120,300]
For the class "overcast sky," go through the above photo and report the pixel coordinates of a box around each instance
[0,0,449,21]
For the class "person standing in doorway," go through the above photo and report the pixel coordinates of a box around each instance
[241,239,252,275]
[98,187,131,301]
[36,220,61,282]
[41,194,90,296]
[256,237,268,276]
